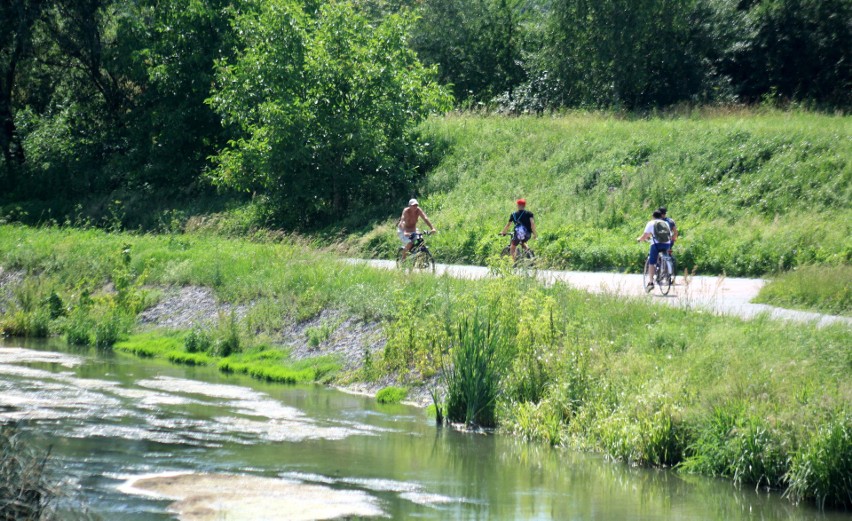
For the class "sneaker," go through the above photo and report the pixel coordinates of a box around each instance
[645,282,654,292]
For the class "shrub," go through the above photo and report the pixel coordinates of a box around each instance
[376,386,408,404]
[45,291,66,319]
[64,310,93,346]
[214,312,241,357]
[305,322,335,348]
[184,328,212,354]
[1,309,50,338]
[681,407,787,489]
[94,310,128,349]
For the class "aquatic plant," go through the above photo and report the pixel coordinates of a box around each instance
[443,311,511,428]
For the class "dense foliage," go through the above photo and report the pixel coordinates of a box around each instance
[0,0,848,224]
[208,0,451,227]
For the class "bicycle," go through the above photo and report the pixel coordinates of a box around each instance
[396,231,435,273]
[499,233,536,270]
[643,250,674,296]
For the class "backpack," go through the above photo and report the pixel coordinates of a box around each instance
[512,211,530,241]
[652,220,672,243]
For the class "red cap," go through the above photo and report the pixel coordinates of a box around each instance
[516,198,526,205]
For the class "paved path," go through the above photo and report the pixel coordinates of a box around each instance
[350,259,851,328]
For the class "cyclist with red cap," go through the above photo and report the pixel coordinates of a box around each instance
[500,198,537,260]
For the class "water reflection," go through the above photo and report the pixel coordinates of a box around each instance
[0,339,844,521]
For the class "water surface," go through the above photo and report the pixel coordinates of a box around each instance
[0,339,844,520]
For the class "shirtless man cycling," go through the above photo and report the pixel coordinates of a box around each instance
[398,199,436,261]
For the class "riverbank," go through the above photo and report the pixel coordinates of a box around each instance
[0,224,849,508]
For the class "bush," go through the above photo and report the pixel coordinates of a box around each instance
[376,386,408,404]
[1,309,50,338]
[681,407,787,489]
[64,310,93,346]
[213,313,241,357]
[184,328,212,353]
[305,322,335,348]
[94,310,128,349]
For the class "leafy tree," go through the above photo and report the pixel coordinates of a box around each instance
[0,0,43,186]
[536,0,716,109]
[411,0,526,102]
[208,0,452,228]
[719,0,852,106]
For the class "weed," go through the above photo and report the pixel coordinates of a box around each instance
[305,321,336,348]
[0,425,52,520]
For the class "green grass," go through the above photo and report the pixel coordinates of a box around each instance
[346,111,851,276]
[0,224,849,507]
[755,265,851,316]
[376,386,408,404]
[218,348,339,384]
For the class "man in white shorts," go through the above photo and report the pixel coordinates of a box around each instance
[398,199,436,261]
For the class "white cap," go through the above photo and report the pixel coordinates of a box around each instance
[408,198,419,206]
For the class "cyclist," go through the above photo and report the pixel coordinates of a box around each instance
[636,210,672,291]
[500,198,537,260]
[398,198,436,261]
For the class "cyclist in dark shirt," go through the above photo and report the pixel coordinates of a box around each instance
[500,198,537,260]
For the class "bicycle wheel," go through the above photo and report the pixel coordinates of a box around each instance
[413,248,435,273]
[500,246,511,257]
[656,254,672,296]
[396,247,405,268]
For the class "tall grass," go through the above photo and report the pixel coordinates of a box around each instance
[785,413,852,509]
[755,265,851,316]
[443,311,511,428]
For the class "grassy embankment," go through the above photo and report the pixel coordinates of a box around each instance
[0,224,850,508]
[343,111,851,312]
[756,265,851,316]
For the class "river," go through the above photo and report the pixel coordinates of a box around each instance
[0,339,844,520]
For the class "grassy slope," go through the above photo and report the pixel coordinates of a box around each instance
[755,265,851,316]
[0,224,850,506]
[350,111,851,277]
